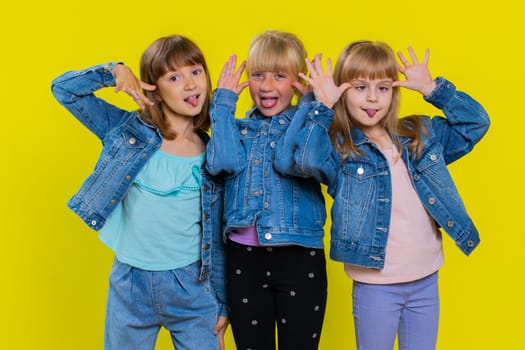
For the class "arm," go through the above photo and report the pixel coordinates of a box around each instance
[394,47,490,163]
[51,63,155,139]
[275,55,347,191]
[206,55,249,176]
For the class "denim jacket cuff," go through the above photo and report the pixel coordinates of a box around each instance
[308,100,335,129]
[212,88,239,108]
[424,77,456,109]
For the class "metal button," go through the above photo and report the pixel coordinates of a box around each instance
[203,243,210,250]
[428,197,436,205]
[128,137,136,145]
[447,220,454,228]
[241,129,248,135]
[278,119,285,125]
[270,141,276,148]
[264,233,272,240]
[430,154,437,161]
[90,220,97,226]
[357,167,364,175]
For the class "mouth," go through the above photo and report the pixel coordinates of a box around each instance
[362,108,378,117]
[260,96,278,109]
[184,94,200,107]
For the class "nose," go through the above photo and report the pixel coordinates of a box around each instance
[367,89,377,102]
[184,77,196,90]
[260,76,274,91]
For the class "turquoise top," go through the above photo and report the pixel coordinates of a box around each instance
[99,150,204,271]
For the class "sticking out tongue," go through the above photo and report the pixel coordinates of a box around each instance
[365,109,377,117]
[261,97,278,109]
[185,95,199,107]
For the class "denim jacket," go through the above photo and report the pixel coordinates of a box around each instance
[205,89,326,248]
[51,63,227,315]
[279,77,490,269]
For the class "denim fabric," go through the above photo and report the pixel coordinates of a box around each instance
[277,78,490,267]
[105,258,220,350]
[206,89,327,249]
[51,63,227,315]
[352,272,440,350]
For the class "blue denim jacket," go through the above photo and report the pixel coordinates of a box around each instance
[205,89,326,248]
[278,78,490,269]
[51,63,227,315]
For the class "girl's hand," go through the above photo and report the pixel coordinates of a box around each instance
[113,64,156,109]
[299,54,351,109]
[393,47,436,96]
[212,316,229,350]
[218,55,249,95]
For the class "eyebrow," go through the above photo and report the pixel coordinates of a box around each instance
[351,79,393,85]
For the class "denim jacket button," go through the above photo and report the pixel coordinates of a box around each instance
[430,154,437,161]
[125,175,131,181]
[241,129,248,135]
[278,119,285,125]
[203,243,210,250]
[357,167,364,175]
[128,137,136,145]
[270,141,276,148]
[428,197,436,205]
[467,240,474,248]
[203,213,209,220]
[90,220,97,226]
[447,220,454,227]
[264,233,272,240]
[110,199,116,205]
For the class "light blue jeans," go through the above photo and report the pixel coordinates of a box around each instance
[104,258,220,350]
[352,271,439,350]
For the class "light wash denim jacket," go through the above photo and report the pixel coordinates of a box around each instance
[51,63,227,315]
[278,77,490,269]
[205,89,327,248]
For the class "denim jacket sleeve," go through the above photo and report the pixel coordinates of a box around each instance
[274,96,339,195]
[51,62,128,140]
[205,88,247,176]
[424,77,490,164]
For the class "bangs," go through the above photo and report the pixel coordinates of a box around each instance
[246,31,306,75]
[247,50,298,74]
[336,41,398,83]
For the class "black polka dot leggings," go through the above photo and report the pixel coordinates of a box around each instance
[226,239,327,350]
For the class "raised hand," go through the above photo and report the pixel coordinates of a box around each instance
[299,54,351,108]
[113,64,156,109]
[393,47,436,96]
[217,55,249,95]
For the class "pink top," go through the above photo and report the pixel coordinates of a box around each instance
[345,146,444,284]
[228,226,262,246]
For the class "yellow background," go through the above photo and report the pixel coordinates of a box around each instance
[1,0,522,348]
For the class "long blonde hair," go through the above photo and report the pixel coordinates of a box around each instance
[139,35,211,140]
[331,41,427,160]
[246,30,307,103]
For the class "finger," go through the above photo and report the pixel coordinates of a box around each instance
[407,46,418,64]
[397,51,409,66]
[140,81,156,91]
[326,58,333,76]
[421,48,430,65]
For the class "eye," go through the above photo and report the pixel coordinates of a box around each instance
[251,72,263,80]
[192,68,203,76]
[275,73,287,79]
[379,85,390,92]
[354,85,366,91]
[168,74,180,82]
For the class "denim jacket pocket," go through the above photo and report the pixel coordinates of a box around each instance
[106,127,148,162]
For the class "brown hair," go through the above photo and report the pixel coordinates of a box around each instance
[331,41,428,160]
[139,35,211,139]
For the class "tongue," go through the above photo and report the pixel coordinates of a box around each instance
[186,96,198,107]
[365,109,377,117]
[262,98,278,108]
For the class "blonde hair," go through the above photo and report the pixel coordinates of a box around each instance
[331,41,427,160]
[246,30,307,101]
[139,35,211,140]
